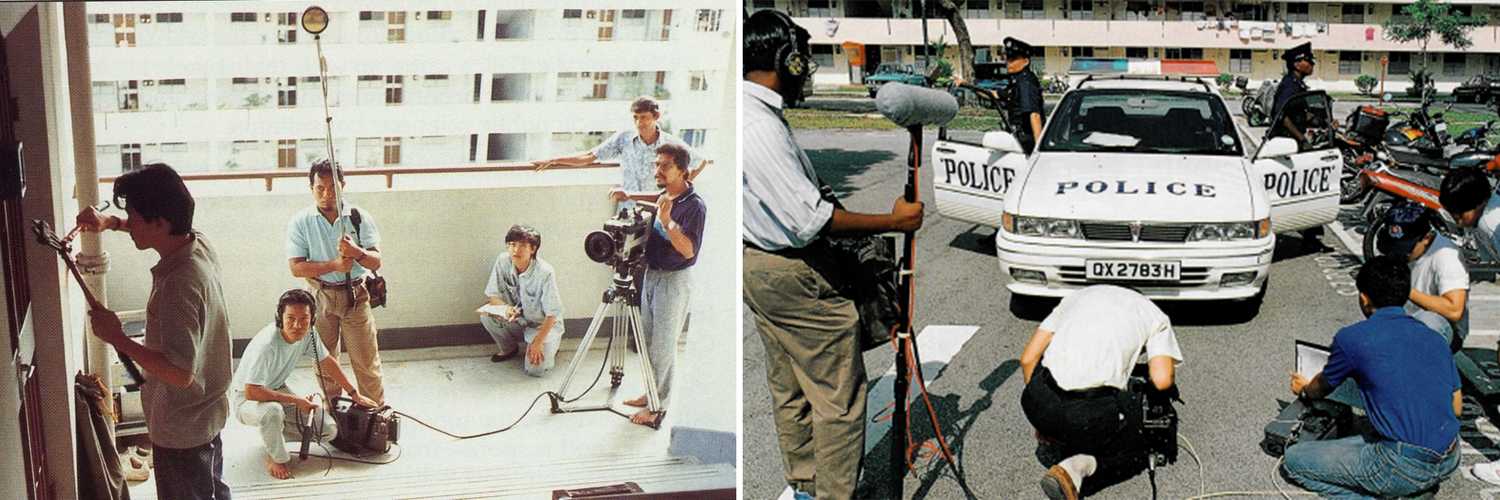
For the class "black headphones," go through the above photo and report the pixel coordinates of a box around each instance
[758,10,811,80]
[275,289,317,329]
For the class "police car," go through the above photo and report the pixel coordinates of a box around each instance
[932,59,1339,311]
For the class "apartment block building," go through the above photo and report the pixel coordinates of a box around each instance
[749,0,1500,93]
[87,1,731,176]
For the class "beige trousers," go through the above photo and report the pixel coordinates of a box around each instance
[309,279,384,404]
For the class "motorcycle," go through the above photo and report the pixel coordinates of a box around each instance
[1382,100,1491,173]
[1335,105,1392,204]
[1242,78,1278,127]
[1357,154,1500,273]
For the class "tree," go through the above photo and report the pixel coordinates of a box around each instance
[1383,0,1486,101]
[930,0,975,84]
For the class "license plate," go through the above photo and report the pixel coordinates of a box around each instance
[1086,260,1181,281]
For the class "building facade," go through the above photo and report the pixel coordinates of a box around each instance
[749,0,1500,93]
[87,1,731,176]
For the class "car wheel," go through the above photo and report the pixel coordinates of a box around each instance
[1362,218,1389,261]
[1008,294,1055,321]
[1232,279,1267,321]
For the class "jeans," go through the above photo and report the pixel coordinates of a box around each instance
[642,267,692,406]
[481,314,561,377]
[1020,367,1148,483]
[153,434,231,500]
[1282,434,1459,498]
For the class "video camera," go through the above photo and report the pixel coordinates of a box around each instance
[583,205,655,279]
[1128,370,1182,467]
[1261,397,1355,457]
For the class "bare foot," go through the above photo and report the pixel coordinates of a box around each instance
[629,409,661,428]
[623,394,648,408]
[265,456,293,480]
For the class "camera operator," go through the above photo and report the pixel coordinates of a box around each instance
[76,163,232,499]
[287,160,387,405]
[1375,202,1469,352]
[532,96,708,207]
[479,225,564,376]
[1018,285,1183,500]
[232,289,375,480]
[742,9,923,500]
[1283,256,1461,497]
[615,143,705,428]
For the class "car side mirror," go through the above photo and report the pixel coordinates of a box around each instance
[1257,137,1299,160]
[983,131,1025,154]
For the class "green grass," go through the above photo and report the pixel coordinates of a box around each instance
[786,106,1004,130]
[1374,107,1494,136]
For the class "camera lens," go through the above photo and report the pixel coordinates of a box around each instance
[583,231,617,264]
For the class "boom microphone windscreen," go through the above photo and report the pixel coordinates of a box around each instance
[876,83,959,128]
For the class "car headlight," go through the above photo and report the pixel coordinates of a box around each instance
[1187,219,1270,241]
[1008,213,1081,239]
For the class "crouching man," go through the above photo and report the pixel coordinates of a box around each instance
[1019,285,1184,500]
[480,224,564,376]
[232,289,376,479]
[1284,256,1461,497]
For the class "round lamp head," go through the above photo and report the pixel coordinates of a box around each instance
[301,6,329,35]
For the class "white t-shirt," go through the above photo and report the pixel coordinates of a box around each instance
[1039,285,1184,391]
[1406,234,1470,335]
[1476,192,1500,262]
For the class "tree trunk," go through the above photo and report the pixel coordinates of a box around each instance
[934,0,974,82]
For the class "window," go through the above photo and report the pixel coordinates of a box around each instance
[278,77,297,107]
[387,11,406,42]
[1389,52,1412,75]
[622,9,646,19]
[487,133,525,161]
[424,74,448,81]
[1022,0,1045,19]
[385,75,404,104]
[808,0,836,17]
[159,78,186,86]
[277,12,297,43]
[476,10,486,40]
[230,12,257,23]
[1041,91,1243,155]
[1067,0,1093,20]
[1070,47,1094,58]
[490,74,530,101]
[120,80,138,111]
[1164,48,1203,60]
[469,134,478,161]
[696,9,722,31]
[1444,53,1467,77]
[1125,1,1151,20]
[494,10,534,40]
[966,0,993,19]
[690,71,709,91]
[473,73,482,102]
[277,140,297,168]
[812,45,835,69]
[593,72,610,100]
[426,11,452,21]
[1341,4,1364,24]
[91,14,110,24]
[232,77,258,85]
[1285,3,1309,22]
[357,75,383,83]
[121,144,142,172]
[359,11,385,21]
[1175,1,1205,21]
[563,10,583,19]
[681,129,706,148]
[1127,47,1150,60]
[1230,49,1252,73]
[598,10,615,40]
[1339,52,1362,75]
[156,13,182,23]
[383,137,401,165]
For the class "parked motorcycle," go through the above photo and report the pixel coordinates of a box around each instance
[1336,105,1391,204]
[1382,100,1491,173]
[1358,156,1500,273]
[1242,78,1278,127]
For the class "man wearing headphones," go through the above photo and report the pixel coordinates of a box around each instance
[742,9,923,500]
[232,289,374,480]
[480,225,565,377]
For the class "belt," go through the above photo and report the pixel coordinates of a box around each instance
[312,277,363,289]
[1391,437,1458,464]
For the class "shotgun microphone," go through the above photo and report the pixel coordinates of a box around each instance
[876,83,959,128]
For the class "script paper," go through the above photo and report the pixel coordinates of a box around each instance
[1296,343,1330,379]
[476,304,510,317]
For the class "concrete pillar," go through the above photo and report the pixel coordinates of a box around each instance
[63,0,111,401]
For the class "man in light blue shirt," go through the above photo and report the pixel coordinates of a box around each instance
[286,160,387,404]
[481,225,565,377]
[532,96,709,206]
[232,290,374,480]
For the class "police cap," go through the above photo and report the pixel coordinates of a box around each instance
[1281,42,1315,64]
[1003,37,1035,59]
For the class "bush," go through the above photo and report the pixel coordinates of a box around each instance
[1216,73,1234,91]
[1355,75,1378,95]
[1406,69,1435,99]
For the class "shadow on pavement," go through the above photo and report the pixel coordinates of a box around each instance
[946,225,998,257]
[806,148,898,197]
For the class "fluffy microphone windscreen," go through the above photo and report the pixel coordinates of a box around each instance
[876,83,959,128]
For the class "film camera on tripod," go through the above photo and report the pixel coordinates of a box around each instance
[582,204,656,299]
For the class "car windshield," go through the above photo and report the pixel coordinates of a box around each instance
[1039,89,1244,156]
[877,64,905,74]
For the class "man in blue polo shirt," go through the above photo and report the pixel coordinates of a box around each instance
[1284,256,1462,497]
[621,143,706,428]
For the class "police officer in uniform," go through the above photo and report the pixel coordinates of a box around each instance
[1271,42,1316,143]
[1004,37,1045,154]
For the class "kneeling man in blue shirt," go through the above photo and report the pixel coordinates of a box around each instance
[1285,256,1462,497]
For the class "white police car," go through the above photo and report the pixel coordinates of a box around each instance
[933,63,1339,311]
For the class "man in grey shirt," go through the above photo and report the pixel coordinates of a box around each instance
[79,164,232,500]
[481,225,565,376]
[532,96,709,207]
[742,10,923,500]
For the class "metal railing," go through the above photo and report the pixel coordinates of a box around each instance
[98,161,620,191]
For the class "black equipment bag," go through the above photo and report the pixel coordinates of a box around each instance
[803,184,902,352]
[1348,105,1390,146]
[349,208,388,308]
[328,396,400,455]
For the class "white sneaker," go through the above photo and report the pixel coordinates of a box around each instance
[1473,462,1500,485]
[122,455,150,482]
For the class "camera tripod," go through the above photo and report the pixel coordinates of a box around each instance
[548,270,665,429]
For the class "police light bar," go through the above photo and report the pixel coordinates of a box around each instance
[1068,58,1220,77]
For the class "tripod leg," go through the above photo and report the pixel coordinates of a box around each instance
[610,300,625,387]
[554,302,611,403]
[628,305,664,415]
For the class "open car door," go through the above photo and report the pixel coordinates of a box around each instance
[1253,90,1341,234]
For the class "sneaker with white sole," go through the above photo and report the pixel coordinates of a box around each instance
[1473,462,1500,485]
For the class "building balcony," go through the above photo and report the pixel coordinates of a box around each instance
[93,158,737,497]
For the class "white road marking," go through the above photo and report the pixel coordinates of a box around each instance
[864,325,982,454]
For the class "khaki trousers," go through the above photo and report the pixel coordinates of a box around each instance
[309,279,385,404]
[743,246,865,500]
